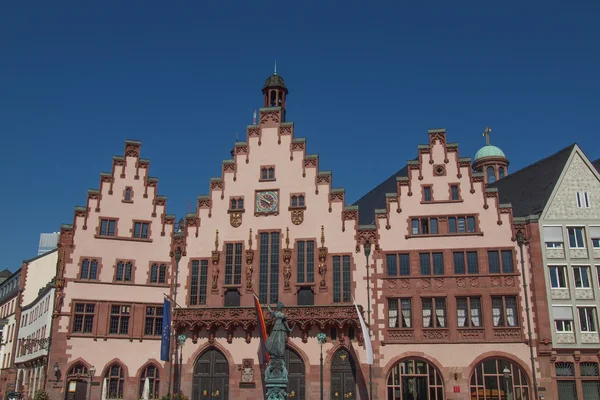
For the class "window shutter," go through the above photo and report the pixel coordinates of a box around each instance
[543,226,564,242]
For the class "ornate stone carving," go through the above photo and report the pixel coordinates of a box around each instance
[433,164,446,176]
[282,228,292,293]
[247,127,260,137]
[241,359,254,383]
[469,278,479,287]
[211,230,220,294]
[318,226,328,292]
[492,328,522,341]
[422,329,449,340]
[387,330,414,343]
[491,277,501,287]
[125,142,140,158]
[260,110,280,125]
[230,212,242,228]
[434,278,444,288]
[456,278,466,288]
[457,329,484,341]
[291,209,304,225]
[420,278,431,289]
[246,229,254,293]
[504,277,515,287]
[211,179,224,191]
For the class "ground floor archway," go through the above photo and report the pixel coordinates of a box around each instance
[469,357,530,400]
[386,358,444,400]
[285,347,306,399]
[192,348,229,400]
[330,348,357,399]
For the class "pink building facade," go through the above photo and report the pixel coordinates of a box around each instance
[41,74,543,400]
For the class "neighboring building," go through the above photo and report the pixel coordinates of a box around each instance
[0,269,22,398]
[0,269,13,285]
[491,144,600,400]
[44,141,175,400]
[15,249,58,399]
[355,130,539,399]
[37,233,60,256]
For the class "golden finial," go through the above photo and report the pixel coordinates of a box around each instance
[248,228,253,250]
[214,229,219,251]
[285,227,290,249]
[483,126,492,146]
[320,225,325,247]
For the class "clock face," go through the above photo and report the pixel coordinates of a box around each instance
[256,191,279,213]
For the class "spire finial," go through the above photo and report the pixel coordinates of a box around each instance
[235,132,239,142]
[274,61,277,75]
[483,126,492,146]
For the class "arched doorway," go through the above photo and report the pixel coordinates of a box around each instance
[330,348,356,399]
[285,348,306,399]
[469,357,530,400]
[386,358,444,400]
[192,348,229,400]
[64,364,88,400]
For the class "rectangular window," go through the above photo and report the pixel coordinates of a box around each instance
[133,222,149,239]
[296,240,315,283]
[410,217,438,235]
[543,226,564,248]
[453,252,465,274]
[456,297,482,328]
[388,298,412,328]
[99,219,116,236]
[333,255,351,303]
[467,216,476,233]
[578,307,598,332]
[488,251,501,273]
[491,296,518,327]
[259,232,281,304]
[109,305,130,335]
[501,250,514,273]
[225,243,243,285]
[189,260,208,305]
[590,226,600,248]
[549,266,568,288]
[71,303,95,333]
[80,258,98,280]
[432,253,444,275]
[555,319,573,332]
[419,253,431,275]
[386,253,410,276]
[450,185,459,200]
[115,261,133,282]
[448,215,478,234]
[573,266,591,288]
[150,263,167,284]
[422,298,446,328]
[568,227,586,248]
[144,306,163,336]
[576,192,590,208]
[423,186,432,201]
[597,266,600,288]
[466,251,479,274]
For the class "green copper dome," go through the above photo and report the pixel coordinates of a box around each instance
[474,145,506,161]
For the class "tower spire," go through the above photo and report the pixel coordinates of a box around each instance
[274,61,277,75]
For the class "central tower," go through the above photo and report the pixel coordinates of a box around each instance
[262,71,288,110]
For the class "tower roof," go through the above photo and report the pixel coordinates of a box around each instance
[263,74,287,91]
[474,145,506,161]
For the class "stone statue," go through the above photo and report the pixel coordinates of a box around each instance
[265,302,293,358]
[264,302,293,400]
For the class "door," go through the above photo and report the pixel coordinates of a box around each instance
[330,348,356,399]
[192,348,229,400]
[65,380,87,400]
[285,348,306,399]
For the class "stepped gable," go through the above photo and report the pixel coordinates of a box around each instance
[488,144,575,217]
[368,129,515,233]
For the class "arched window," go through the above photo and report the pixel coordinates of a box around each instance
[498,167,505,179]
[487,166,496,183]
[387,358,444,400]
[68,363,88,377]
[470,358,530,400]
[106,364,125,399]
[139,364,160,399]
[124,187,132,201]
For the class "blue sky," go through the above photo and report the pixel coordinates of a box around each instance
[1,1,599,270]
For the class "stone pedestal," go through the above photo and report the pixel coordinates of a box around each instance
[264,358,288,400]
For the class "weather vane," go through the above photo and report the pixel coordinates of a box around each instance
[482,126,492,145]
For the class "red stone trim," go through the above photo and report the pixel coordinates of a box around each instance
[94,235,152,243]
[130,219,153,240]
[134,359,165,382]
[75,256,104,281]
[95,216,120,237]
[121,186,134,203]
[103,301,135,341]
[466,351,534,386]
[302,156,318,178]
[381,352,446,380]
[259,165,276,182]
[433,164,446,176]
[448,182,462,201]
[99,359,129,382]
[146,261,171,286]
[420,184,433,203]
[289,138,304,161]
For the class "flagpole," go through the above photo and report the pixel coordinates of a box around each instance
[364,241,373,399]
[167,247,182,397]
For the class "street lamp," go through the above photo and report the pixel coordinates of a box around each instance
[317,332,327,400]
[87,366,95,400]
[177,334,187,394]
[363,240,373,400]
[53,363,59,382]
[502,367,511,400]
[168,246,183,398]
[516,229,539,400]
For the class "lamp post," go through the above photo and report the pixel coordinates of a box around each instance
[87,366,95,400]
[168,247,182,398]
[317,332,327,400]
[364,240,373,400]
[502,367,511,400]
[516,230,539,400]
[177,334,187,394]
[53,363,59,382]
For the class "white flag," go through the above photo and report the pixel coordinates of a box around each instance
[354,299,374,365]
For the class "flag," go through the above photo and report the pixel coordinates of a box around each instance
[253,292,270,364]
[253,109,257,125]
[354,298,373,365]
[160,297,171,361]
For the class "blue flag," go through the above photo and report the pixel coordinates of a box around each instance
[160,298,171,361]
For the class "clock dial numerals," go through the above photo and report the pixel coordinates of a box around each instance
[256,191,279,213]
